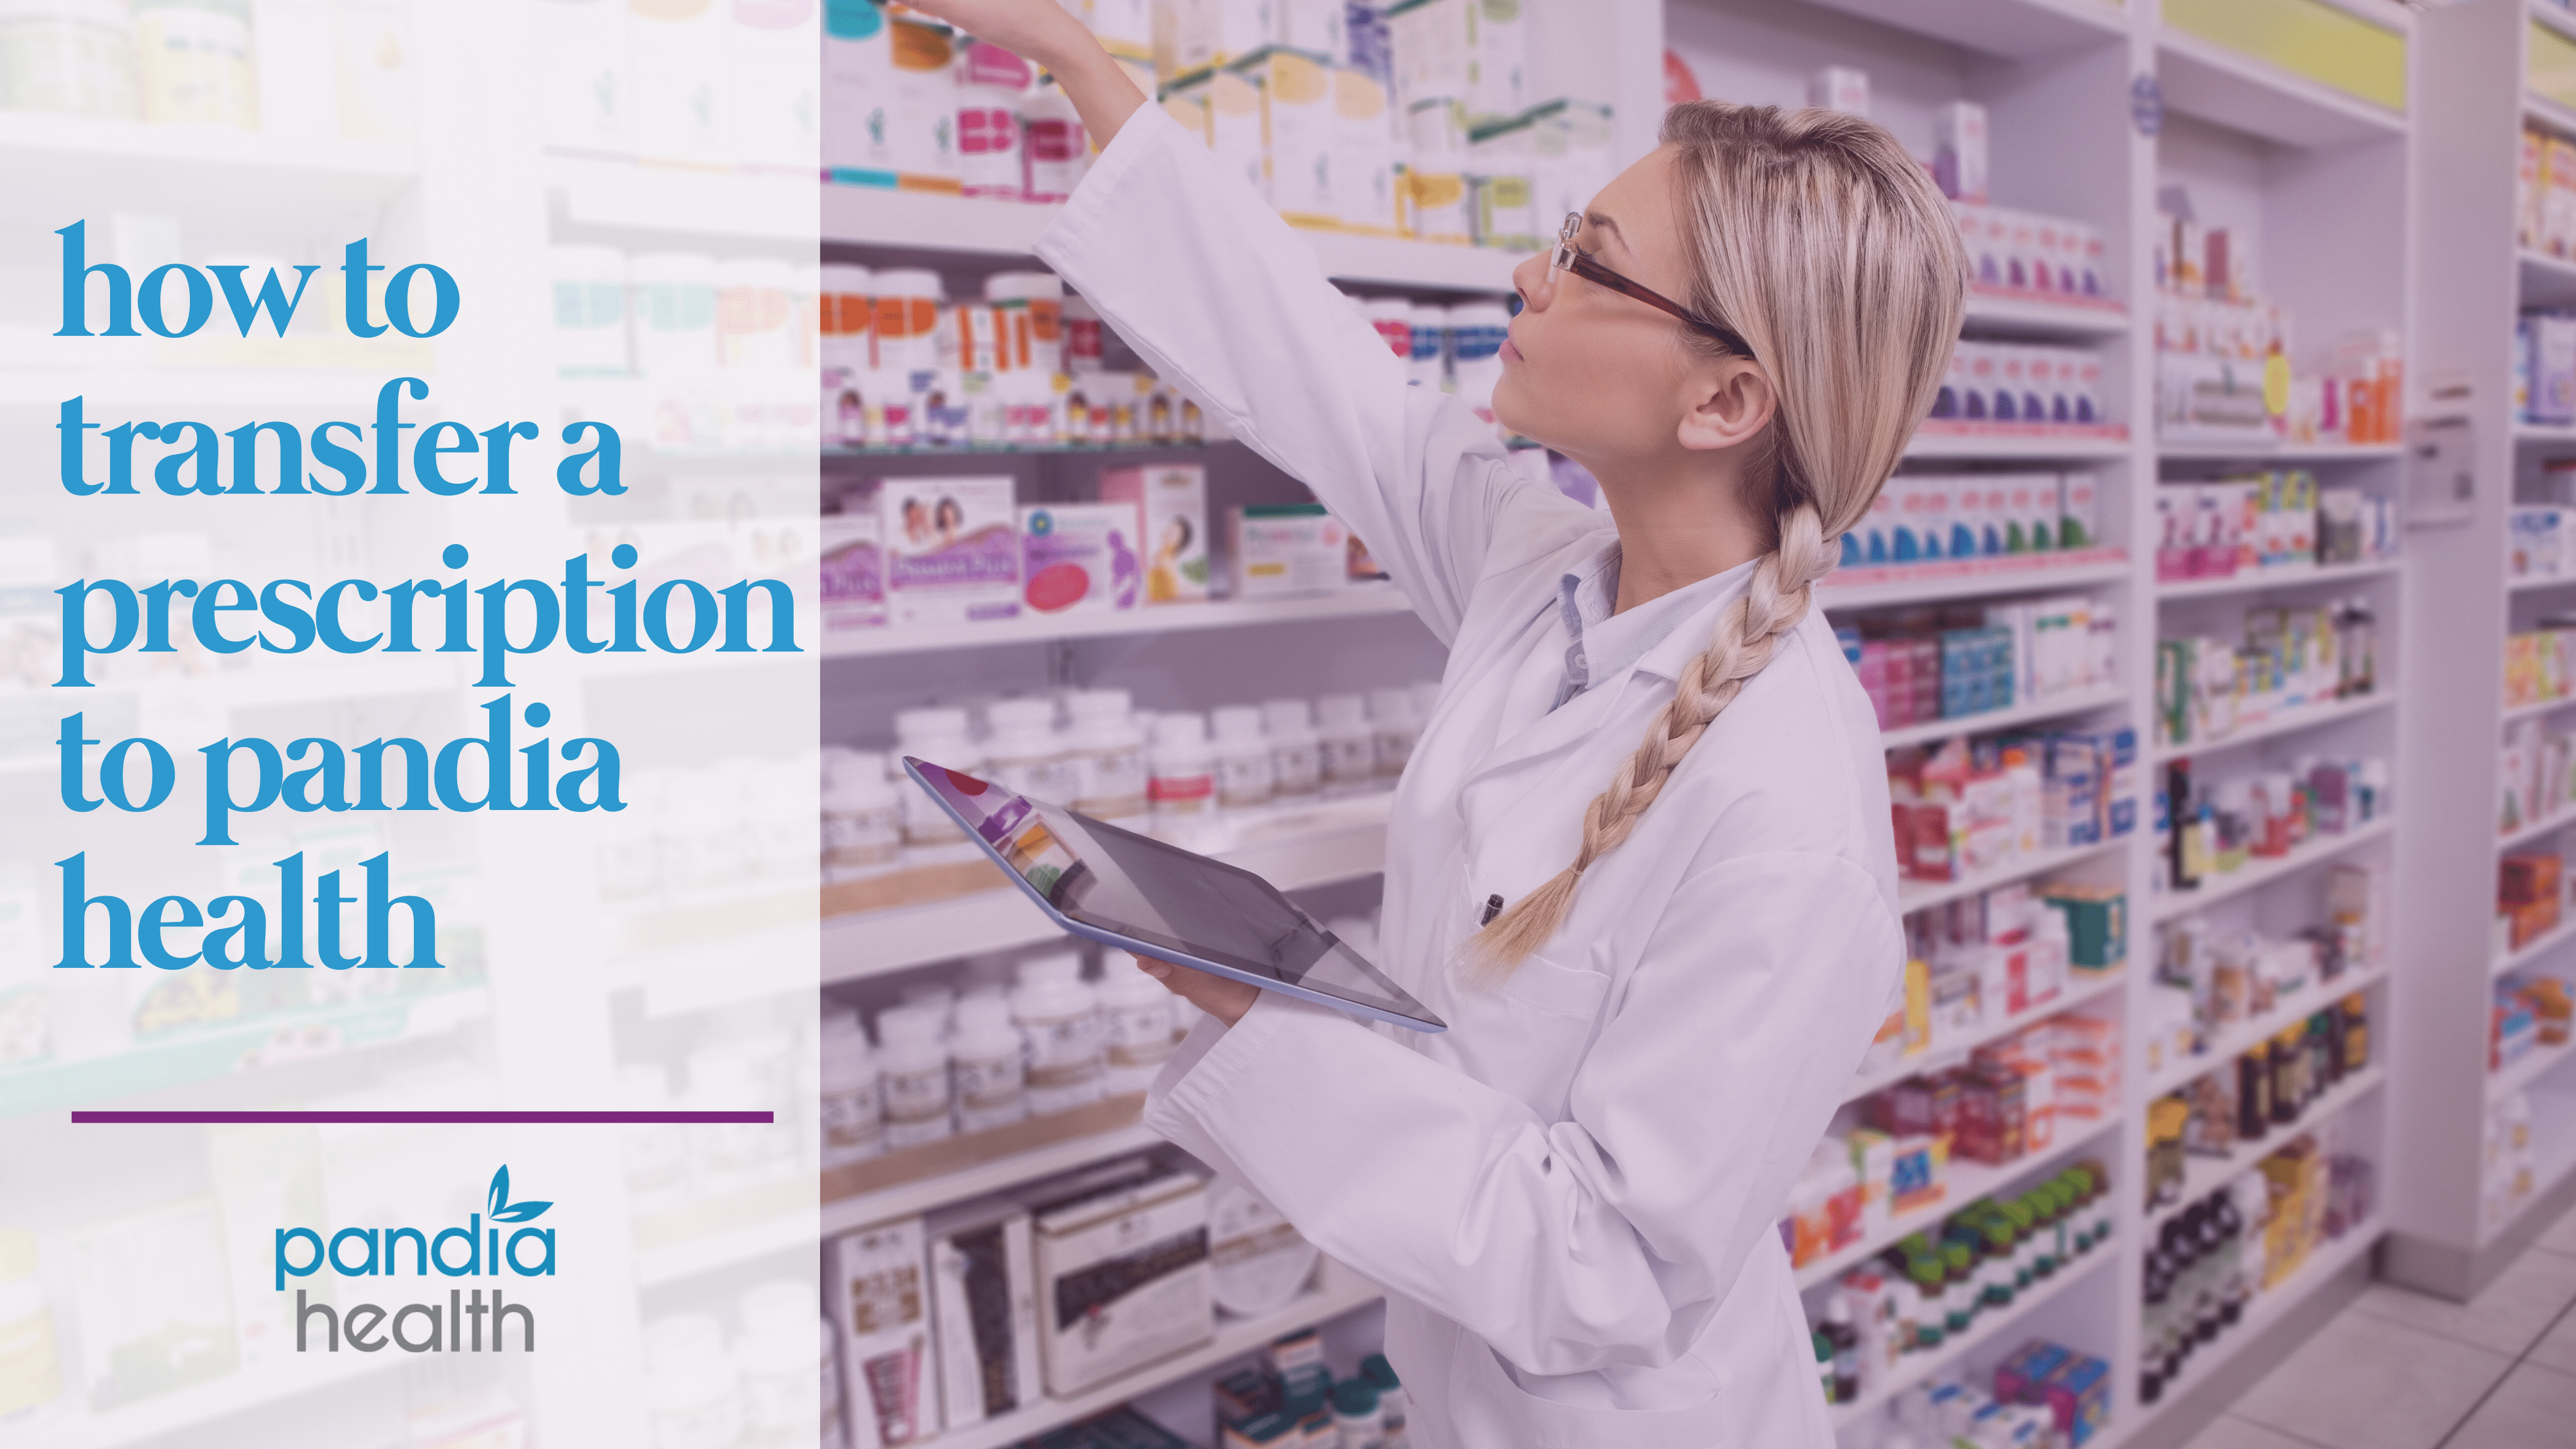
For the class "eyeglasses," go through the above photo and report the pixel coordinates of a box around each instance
[1548,211,1754,359]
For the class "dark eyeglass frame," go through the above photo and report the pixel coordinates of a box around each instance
[1548,211,1755,360]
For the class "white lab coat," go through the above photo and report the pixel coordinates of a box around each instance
[1036,103,1904,1448]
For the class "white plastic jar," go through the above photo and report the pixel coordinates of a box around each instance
[874,1004,955,1149]
[1210,704,1277,811]
[872,268,948,384]
[1263,699,1324,800]
[985,270,1067,377]
[1012,950,1104,1115]
[1368,686,1421,779]
[735,1281,828,1446]
[1097,956,1177,1094]
[892,707,982,863]
[821,750,902,882]
[818,1010,885,1168]
[984,697,1074,803]
[644,1313,742,1449]
[1148,711,1218,827]
[1066,688,1150,822]
[1316,694,1377,792]
[948,992,1029,1132]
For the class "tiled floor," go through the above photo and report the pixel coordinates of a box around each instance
[2182,1199,2576,1449]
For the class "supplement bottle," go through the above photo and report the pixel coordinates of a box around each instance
[1316,694,1377,792]
[1906,1257,1945,1350]
[948,994,1028,1132]
[1097,957,1178,1094]
[1812,1331,1836,1404]
[1821,1298,1860,1404]
[1211,704,1277,811]
[1263,698,1324,800]
[1066,687,1149,821]
[821,750,902,883]
[736,1279,831,1446]
[1013,951,1105,1114]
[1360,1353,1406,1441]
[1367,686,1421,778]
[818,1010,886,1167]
[1148,711,1218,829]
[1940,1242,1975,1337]
[892,707,983,863]
[984,697,1073,803]
[1332,1377,1385,1447]
[875,1005,955,1148]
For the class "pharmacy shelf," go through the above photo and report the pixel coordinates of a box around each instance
[1877,684,2128,753]
[821,587,1416,659]
[821,1121,1165,1240]
[2511,421,2576,445]
[2528,92,2576,145]
[2119,1218,2384,1441]
[1794,1118,2121,1292]
[2490,1035,2576,1104]
[2481,1087,2576,1246]
[1819,550,2132,613]
[1897,838,2128,916]
[2507,570,2576,592]
[2143,1069,2387,1240]
[819,182,1526,291]
[1803,0,2130,61]
[1960,287,2132,338]
[2154,442,2404,463]
[1905,421,2132,460]
[823,440,1223,459]
[633,1194,814,1291]
[2153,558,2404,600]
[2497,804,2575,852]
[1827,1246,2117,1430]
[2519,248,2576,309]
[2501,692,2576,725]
[2496,912,2576,978]
[2143,967,2391,1102]
[20,1350,406,1449]
[933,1262,1385,1449]
[2147,816,2399,924]
[2150,693,2396,765]
[824,793,1392,980]
[2153,25,2408,148]
[1841,970,2128,1109]
[0,113,415,240]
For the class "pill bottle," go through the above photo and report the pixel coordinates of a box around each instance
[1316,694,1376,792]
[644,1313,743,1449]
[818,1010,885,1168]
[735,1280,829,1446]
[1358,296,1413,358]
[893,707,982,863]
[872,267,948,383]
[1097,957,1177,1094]
[0,2,140,119]
[1360,1353,1406,1440]
[875,1004,955,1148]
[1263,698,1324,800]
[899,980,959,1033]
[686,1048,772,1190]
[1021,85,1089,201]
[1211,704,1277,811]
[821,750,902,882]
[949,993,1029,1132]
[985,270,1066,377]
[1404,301,1449,391]
[985,697,1073,803]
[1367,686,1421,777]
[1013,950,1104,1114]
[134,0,257,128]
[1067,688,1150,822]
[1149,711,1217,826]
[0,1229,60,1420]
[1331,1378,1385,1449]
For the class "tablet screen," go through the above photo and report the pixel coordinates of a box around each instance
[908,759,1429,1023]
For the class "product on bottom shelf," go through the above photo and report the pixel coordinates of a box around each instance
[1887,726,2139,884]
[1213,1340,1410,1449]
[1030,1158,1215,1396]
[2157,755,2389,896]
[2485,1091,2539,1231]
[828,1218,935,1449]
[2153,599,2378,750]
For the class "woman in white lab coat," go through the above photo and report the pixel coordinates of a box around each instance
[908,5,1966,1443]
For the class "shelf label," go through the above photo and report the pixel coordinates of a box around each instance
[2165,0,2406,114]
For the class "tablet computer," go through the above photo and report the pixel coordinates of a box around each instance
[901,757,1445,1033]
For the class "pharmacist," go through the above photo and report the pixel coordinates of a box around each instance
[914,4,1967,1443]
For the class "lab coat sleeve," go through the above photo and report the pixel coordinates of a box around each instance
[1143,850,1904,1377]
[1035,103,1580,645]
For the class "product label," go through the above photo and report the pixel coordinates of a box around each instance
[954,1053,1025,1114]
[882,1066,950,1145]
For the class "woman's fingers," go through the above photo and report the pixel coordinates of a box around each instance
[1133,955,1261,1028]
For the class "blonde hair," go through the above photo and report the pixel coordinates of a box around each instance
[1474,101,1967,970]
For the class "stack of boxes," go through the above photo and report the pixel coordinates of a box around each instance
[1924,344,2111,431]
[2153,600,2376,750]
[1887,729,2140,886]
[1838,594,2117,733]
[1843,472,2106,569]
[2152,474,2399,581]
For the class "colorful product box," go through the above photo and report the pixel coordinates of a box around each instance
[821,512,886,631]
[1098,464,1212,602]
[1230,503,1350,598]
[1021,502,1143,615]
[880,475,1022,625]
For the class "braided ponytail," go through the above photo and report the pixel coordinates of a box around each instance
[1472,102,1966,972]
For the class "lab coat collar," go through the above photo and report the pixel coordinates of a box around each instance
[1626,555,1761,686]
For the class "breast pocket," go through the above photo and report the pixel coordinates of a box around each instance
[1445,938,1613,1121]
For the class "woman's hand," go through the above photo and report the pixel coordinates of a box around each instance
[896,0,1146,149]
[1133,955,1260,1028]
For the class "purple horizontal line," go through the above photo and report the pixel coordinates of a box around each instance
[72,1111,778,1124]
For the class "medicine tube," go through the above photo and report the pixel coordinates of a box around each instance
[893,708,984,863]
[1316,694,1377,792]
[1013,952,1105,1114]
[1097,958,1179,1094]
[818,1010,886,1167]
[948,994,1028,1133]
[1211,704,1278,811]
[875,1005,955,1148]
[1263,698,1324,800]
[1066,688,1150,821]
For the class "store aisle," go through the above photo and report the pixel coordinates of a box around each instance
[2180,1205,2576,1449]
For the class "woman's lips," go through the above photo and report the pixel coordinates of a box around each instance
[1501,337,1525,364]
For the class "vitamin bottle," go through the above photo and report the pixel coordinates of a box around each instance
[1940,1241,1975,1337]
[1097,957,1179,1094]
[1812,1331,1835,1404]
[1148,711,1218,828]
[818,1009,886,1167]
[1979,1217,2016,1309]
[893,708,982,862]
[1906,1257,1945,1350]
[1367,686,1421,779]
[1316,694,1377,792]
[948,994,1028,1133]
[1360,1353,1406,1440]
[984,697,1073,803]
[1066,688,1149,822]
[1013,951,1105,1114]
[821,750,902,883]
[1332,1377,1387,1448]
[1263,698,1324,800]
[875,1005,955,1148]
[1821,1298,1860,1403]
[1211,705,1278,811]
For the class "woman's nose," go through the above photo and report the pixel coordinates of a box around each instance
[1511,250,1552,312]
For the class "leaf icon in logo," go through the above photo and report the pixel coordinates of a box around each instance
[486,1165,553,1223]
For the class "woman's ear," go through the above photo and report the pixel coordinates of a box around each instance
[1675,358,1778,453]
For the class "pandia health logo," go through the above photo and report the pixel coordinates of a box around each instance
[274,1166,555,1353]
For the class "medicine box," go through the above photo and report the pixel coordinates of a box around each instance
[2060,471,2099,549]
[1030,1163,1214,1396]
[1933,100,1987,203]
[1236,47,1337,226]
[880,475,1022,626]
[1333,66,1401,233]
[1099,464,1213,602]
[828,1216,933,1449]
[821,511,886,631]
[926,1197,1041,1431]
[1808,64,1869,116]
[1231,503,1351,597]
[1021,502,1143,614]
